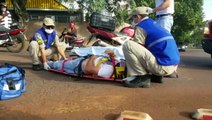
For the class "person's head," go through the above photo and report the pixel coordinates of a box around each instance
[128,6,149,25]
[0,3,7,12]
[69,21,75,29]
[43,18,55,34]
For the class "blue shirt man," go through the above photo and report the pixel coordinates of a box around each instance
[29,18,67,71]
[123,7,179,88]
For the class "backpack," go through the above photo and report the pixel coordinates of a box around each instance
[0,63,26,100]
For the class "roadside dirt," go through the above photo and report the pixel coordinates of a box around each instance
[0,22,212,120]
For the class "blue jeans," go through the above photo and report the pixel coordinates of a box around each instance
[156,16,173,32]
[48,57,85,74]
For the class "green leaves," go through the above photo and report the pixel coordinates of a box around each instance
[173,0,204,45]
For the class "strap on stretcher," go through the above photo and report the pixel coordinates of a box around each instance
[96,58,110,67]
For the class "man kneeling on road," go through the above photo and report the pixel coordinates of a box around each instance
[123,7,180,88]
[28,18,67,71]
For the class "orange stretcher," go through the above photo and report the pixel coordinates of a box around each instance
[49,58,126,82]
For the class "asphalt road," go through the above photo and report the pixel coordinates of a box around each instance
[0,48,212,120]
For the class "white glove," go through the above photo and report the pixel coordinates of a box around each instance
[147,7,153,14]
[43,62,50,70]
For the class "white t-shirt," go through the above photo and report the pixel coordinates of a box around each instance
[155,0,174,15]
[0,11,12,29]
[94,57,113,78]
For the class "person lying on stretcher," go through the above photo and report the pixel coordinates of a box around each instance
[47,49,120,78]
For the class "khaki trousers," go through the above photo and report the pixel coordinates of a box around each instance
[122,40,177,76]
[28,41,66,65]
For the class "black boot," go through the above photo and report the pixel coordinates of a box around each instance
[151,74,163,83]
[32,64,42,71]
[124,75,151,88]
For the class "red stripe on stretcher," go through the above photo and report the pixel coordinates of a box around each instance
[110,57,116,78]
[61,58,75,72]
[49,57,123,82]
[49,68,123,82]
[203,115,212,120]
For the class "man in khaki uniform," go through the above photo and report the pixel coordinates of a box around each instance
[28,18,67,71]
[123,7,180,88]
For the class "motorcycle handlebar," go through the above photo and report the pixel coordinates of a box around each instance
[59,28,67,39]
[62,28,67,34]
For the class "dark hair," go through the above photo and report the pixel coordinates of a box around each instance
[0,3,7,7]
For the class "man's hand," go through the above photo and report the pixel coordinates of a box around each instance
[43,62,50,70]
[104,49,116,58]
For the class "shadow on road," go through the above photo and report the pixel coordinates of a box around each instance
[0,49,8,52]
[104,113,119,120]
[0,105,43,120]
[179,111,193,120]
[46,70,124,87]
[0,60,32,69]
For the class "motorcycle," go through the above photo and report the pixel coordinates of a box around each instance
[59,28,85,50]
[0,23,27,53]
[85,25,134,47]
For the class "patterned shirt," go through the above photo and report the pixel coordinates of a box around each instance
[0,11,12,29]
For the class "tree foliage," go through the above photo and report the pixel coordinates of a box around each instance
[173,0,204,46]
[11,0,29,28]
[133,0,154,7]
[77,0,106,13]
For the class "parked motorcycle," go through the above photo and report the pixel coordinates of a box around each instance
[0,23,27,53]
[84,12,134,47]
[59,28,85,50]
[85,25,134,47]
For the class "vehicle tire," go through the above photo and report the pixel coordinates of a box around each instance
[6,33,26,53]
[179,49,186,52]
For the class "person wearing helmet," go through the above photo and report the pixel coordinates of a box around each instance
[63,21,77,47]
[67,21,77,37]
[0,2,12,29]
[28,18,67,71]
[122,7,180,88]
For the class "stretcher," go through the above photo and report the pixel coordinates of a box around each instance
[49,58,125,82]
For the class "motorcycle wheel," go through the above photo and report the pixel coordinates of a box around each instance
[6,34,26,53]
